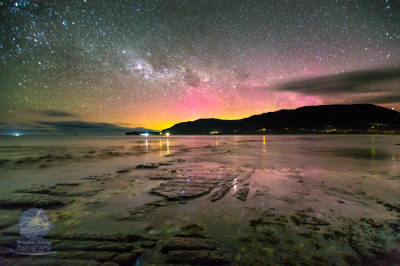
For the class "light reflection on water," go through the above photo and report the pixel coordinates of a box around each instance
[0,135,399,173]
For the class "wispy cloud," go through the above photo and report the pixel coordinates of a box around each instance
[355,95,400,104]
[276,67,400,95]
[0,121,158,135]
[32,110,79,118]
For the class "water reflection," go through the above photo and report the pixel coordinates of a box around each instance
[167,139,169,155]
[159,139,162,157]
[263,135,266,153]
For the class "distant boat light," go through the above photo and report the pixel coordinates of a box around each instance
[166,133,170,136]
[140,133,149,136]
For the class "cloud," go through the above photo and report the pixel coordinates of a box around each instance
[33,110,79,118]
[356,95,400,104]
[277,67,400,95]
[0,121,158,135]
[36,121,158,133]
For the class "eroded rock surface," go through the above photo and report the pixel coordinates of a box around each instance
[161,228,231,265]
[0,231,149,265]
[211,167,255,202]
[166,250,231,265]
[150,164,253,201]
[15,183,104,197]
[0,193,67,208]
[291,210,330,226]
[135,163,159,169]
[235,188,250,201]
[127,200,168,217]
[175,224,208,238]
[161,237,219,252]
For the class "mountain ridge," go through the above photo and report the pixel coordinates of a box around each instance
[161,104,400,135]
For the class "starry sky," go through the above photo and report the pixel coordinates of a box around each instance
[1,0,399,135]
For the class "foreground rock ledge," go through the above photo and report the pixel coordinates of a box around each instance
[166,250,231,265]
[0,193,66,208]
[15,183,104,197]
[161,237,219,252]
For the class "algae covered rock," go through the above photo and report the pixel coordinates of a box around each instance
[0,193,67,208]
[161,237,218,252]
[166,250,231,265]
[235,188,249,201]
[112,252,139,266]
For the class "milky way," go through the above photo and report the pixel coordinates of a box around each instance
[1,0,399,134]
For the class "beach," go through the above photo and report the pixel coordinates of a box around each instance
[0,135,400,265]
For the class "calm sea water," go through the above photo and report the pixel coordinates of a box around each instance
[1,134,399,193]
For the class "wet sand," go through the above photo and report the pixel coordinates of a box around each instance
[0,135,399,265]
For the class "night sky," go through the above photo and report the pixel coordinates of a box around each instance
[1,0,399,135]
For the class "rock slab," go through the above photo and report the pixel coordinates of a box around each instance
[166,250,231,265]
[0,193,66,208]
[161,237,218,253]
[235,188,249,201]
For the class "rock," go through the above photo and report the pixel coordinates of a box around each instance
[166,250,231,265]
[116,170,129,173]
[0,193,66,208]
[243,182,250,187]
[150,164,253,202]
[171,159,186,162]
[53,251,119,262]
[382,202,400,213]
[127,200,168,216]
[15,184,104,197]
[0,258,102,266]
[211,168,254,201]
[175,232,209,239]
[135,163,159,169]
[58,233,146,242]
[161,237,218,252]
[210,183,234,202]
[166,250,209,264]
[82,173,119,180]
[101,263,119,266]
[140,241,157,248]
[292,211,330,226]
[235,188,249,201]
[207,250,232,265]
[130,248,145,256]
[112,252,138,266]
[55,182,80,186]
[159,161,173,165]
[179,201,187,204]
[181,224,204,233]
[84,199,106,207]
[51,240,135,252]
[1,231,146,242]
[150,184,213,200]
[0,216,19,230]
[175,224,208,238]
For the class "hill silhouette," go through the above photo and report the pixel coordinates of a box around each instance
[161,104,400,135]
